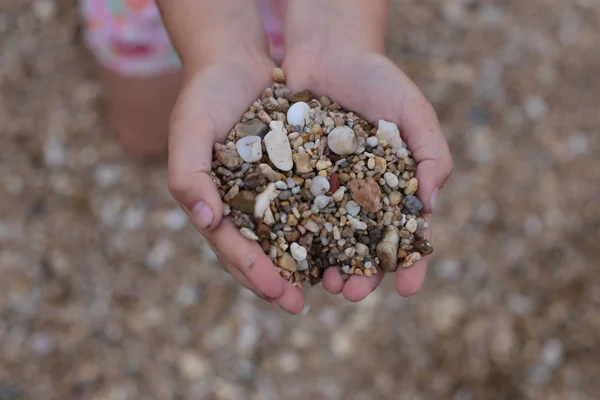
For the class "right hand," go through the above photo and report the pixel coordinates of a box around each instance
[168,54,305,314]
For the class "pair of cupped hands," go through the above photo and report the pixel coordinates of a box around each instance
[167,28,453,314]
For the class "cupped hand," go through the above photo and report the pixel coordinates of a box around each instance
[168,55,305,314]
[282,49,454,301]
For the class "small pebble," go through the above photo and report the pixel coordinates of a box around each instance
[366,136,379,147]
[310,176,331,197]
[290,243,308,262]
[327,126,357,155]
[240,228,259,241]
[345,201,361,217]
[383,172,400,188]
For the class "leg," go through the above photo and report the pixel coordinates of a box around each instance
[100,66,181,158]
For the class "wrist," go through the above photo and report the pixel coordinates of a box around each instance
[285,0,388,56]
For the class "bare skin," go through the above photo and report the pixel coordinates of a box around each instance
[100,67,181,158]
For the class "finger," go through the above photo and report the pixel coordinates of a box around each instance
[275,283,305,314]
[342,268,385,302]
[209,243,268,299]
[395,215,433,297]
[322,267,344,294]
[207,218,289,302]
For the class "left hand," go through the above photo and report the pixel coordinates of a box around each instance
[282,47,454,301]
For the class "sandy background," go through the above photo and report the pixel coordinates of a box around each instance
[1,0,599,399]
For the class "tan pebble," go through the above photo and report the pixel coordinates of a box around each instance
[293,176,305,186]
[240,227,259,241]
[311,124,323,136]
[406,218,418,233]
[234,119,269,139]
[272,67,286,83]
[334,116,345,127]
[349,178,382,213]
[376,226,400,272]
[259,163,285,182]
[364,268,373,277]
[354,268,364,276]
[374,157,387,174]
[388,191,403,207]
[402,252,421,268]
[397,249,408,259]
[318,170,328,177]
[293,152,313,173]
[367,158,376,169]
[280,270,292,280]
[405,178,419,195]
[287,215,298,226]
[258,110,272,124]
[223,185,240,203]
[214,144,244,170]
[277,253,298,272]
[316,160,332,170]
[338,173,351,183]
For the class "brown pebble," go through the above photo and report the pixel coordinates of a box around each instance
[257,224,271,239]
[284,230,301,242]
[287,89,312,103]
[234,119,269,139]
[231,191,256,214]
[260,239,270,252]
[329,173,340,193]
[349,178,382,213]
[413,239,434,255]
[272,67,285,83]
[334,116,345,127]
[397,249,408,259]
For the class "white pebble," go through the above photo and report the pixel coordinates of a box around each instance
[314,195,330,209]
[297,259,309,271]
[263,129,293,171]
[364,261,373,269]
[223,203,231,216]
[347,216,368,230]
[327,126,357,155]
[240,228,259,241]
[367,158,375,169]
[406,218,418,233]
[290,243,308,262]
[366,136,379,147]
[310,176,330,197]
[321,237,329,245]
[269,120,286,132]
[324,117,335,127]
[324,222,334,233]
[345,201,361,217]
[376,119,405,151]
[291,186,301,195]
[286,177,296,188]
[344,247,356,257]
[333,226,341,240]
[263,208,275,225]
[254,183,279,219]
[304,142,315,149]
[396,148,409,159]
[384,172,400,188]
[337,239,346,246]
[355,243,369,257]
[275,181,288,190]
[331,187,346,202]
[287,101,311,127]
[236,135,263,163]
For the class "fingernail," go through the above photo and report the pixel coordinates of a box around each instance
[191,201,214,230]
[429,187,439,212]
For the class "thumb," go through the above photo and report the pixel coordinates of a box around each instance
[167,96,224,232]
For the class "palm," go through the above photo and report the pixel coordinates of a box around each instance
[283,50,451,300]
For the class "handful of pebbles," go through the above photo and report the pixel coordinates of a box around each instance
[210,68,433,287]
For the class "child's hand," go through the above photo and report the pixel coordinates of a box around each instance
[157,0,305,314]
[282,0,454,301]
[168,58,305,314]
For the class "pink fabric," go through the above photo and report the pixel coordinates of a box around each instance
[80,0,287,76]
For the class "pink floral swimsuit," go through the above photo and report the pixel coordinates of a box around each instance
[80,0,287,77]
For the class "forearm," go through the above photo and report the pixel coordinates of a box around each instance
[285,0,389,53]
[155,0,269,71]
